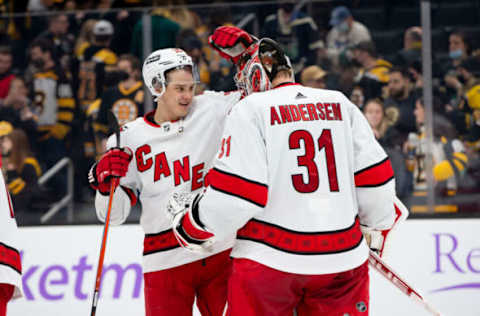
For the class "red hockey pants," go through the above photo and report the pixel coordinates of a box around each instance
[227,259,369,316]
[0,283,14,316]
[144,249,232,316]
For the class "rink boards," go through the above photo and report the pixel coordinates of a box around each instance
[8,219,479,316]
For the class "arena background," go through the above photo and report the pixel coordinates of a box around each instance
[0,0,479,315]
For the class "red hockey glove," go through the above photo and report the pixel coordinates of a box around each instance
[209,26,257,64]
[88,148,132,195]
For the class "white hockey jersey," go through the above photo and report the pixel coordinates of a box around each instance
[198,83,396,275]
[95,90,240,273]
[0,172,22,298]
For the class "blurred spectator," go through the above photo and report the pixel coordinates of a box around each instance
[300,65,327,89]
[384,67,417,141]
[452,57,480,142]
[131,2,181,59]
[77,20,117,110]
[74,19,97,60]
[1,77,37,141]
[161,0,202,30]
[353,41,392,84]
[350,85,365,108]
[392,27,422,68]
[177,29,210,93]
[449,29,471,67]
[27,0,54,11]
[352,41,392,100]
[408,59,423,89]
[27,0,55,40]
[35,13,75,72]
[325,6,371,67]
[441,29,473,85]
[363,98,392,141]
[363,98,410,198]
[262,0,322,73]
[94,54,144,152]
[407,97,471,213]
[30,38,75,170]
[0,46,15,100]
[1,127,42,213]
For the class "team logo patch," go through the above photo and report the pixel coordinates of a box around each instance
[112,99,138,125]
[356,301,367,312]
[163,124,170,132]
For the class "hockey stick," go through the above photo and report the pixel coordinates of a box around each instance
[368,251,443,316]
[90,111,120,316]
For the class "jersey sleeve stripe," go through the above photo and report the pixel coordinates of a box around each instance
[237,216,363,255]
[143,229,180,255]
[0,242,21,274]
[120,185,137,207]
[209,168,268,207]
[354,157,394,187]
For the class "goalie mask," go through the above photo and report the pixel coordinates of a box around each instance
[142,48,196,99]
[235,38,293,96]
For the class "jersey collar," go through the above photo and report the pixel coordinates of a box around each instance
[273,82,300,89]
[143,111,180,128]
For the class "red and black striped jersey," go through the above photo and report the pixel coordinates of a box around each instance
[198,83,396,274]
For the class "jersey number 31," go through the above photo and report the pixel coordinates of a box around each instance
[289,129,339,193]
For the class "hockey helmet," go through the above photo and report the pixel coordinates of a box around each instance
[235,38,293,96]
[142,48,195,99]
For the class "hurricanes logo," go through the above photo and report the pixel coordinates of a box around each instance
[112,99,138,125]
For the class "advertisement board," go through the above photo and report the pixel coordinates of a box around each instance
[8,220,480,315]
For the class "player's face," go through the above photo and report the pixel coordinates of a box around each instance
[160,69,195,121]
[364,101,383,129]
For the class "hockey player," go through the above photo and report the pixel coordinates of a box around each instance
[167,29,405,315]
[0,172,22,316]
[88,47,243,315]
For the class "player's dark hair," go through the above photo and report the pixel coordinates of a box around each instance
[164,65,194,84]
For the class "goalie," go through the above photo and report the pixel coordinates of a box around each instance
[167,26,408,316]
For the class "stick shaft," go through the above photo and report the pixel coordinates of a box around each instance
[368,251,442,316]
[90,178,118,316]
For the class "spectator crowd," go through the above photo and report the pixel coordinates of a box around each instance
[0,0,479,220]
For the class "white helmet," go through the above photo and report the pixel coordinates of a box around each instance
[142,48,194,99]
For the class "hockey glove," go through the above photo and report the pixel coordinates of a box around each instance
[208,26,257,64]
[361,196,409,258]
[166,192,215,253]
[88,147,132,195]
